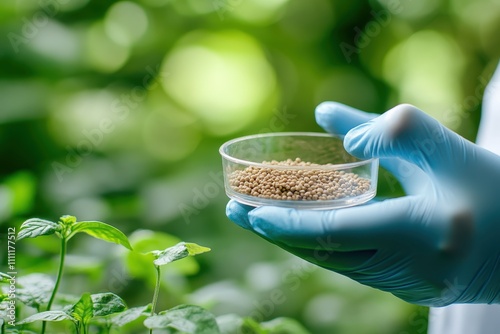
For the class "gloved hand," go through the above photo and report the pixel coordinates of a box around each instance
[226,102,500,307]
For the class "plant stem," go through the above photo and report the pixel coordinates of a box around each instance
[42,238,67,334]
[150,265,161,334]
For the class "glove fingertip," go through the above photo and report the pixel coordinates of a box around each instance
[315,102,342,131]
[226,200,254,230]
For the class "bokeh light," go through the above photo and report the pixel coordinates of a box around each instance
[48,89,122,147]
[104,1,149,47]
[383,30,465,128]
[232,0,290,25]
[161,30,277,135]
[85,21,130,72]
[29,20,81,65]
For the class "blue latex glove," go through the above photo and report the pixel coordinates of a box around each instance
[226,103,500,307]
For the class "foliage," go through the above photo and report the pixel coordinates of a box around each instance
[2,215,310,334]
[16,215,132,334]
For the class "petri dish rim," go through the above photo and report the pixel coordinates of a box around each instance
[219,132,374,170]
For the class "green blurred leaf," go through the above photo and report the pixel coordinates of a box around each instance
[17,218,60,240]
[4,171,36,216]
[110,304,151,327]
[143,304,220,333]
[17,311,76,325]
[261,317,311,334]
[148,242,210,267]
[126,230,200,285]
[71,293,93,326]
[17,274,54,309]
[216,314,266,334]
[91,292,127,317]
[2,330,38,334]
[69,221,132,250]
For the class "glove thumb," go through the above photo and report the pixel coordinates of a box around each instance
[344,104,471,179]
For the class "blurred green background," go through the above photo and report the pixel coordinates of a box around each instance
[1,0,499,333]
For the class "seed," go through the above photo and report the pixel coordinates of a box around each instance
[228,158,371,201]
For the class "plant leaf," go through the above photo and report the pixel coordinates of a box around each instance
[126,230,200,287]
[110,304,151,327]
[91,292,127,317]
[17,311,76,325]
[69,221,132,250]
[261,317,311,334]
[17,218,61,240]
[185,243,211,256]
[17,274,55,309]
[143,304,220,333]
[71,293,93,326]
[148,242,210,267]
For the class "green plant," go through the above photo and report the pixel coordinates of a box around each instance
[144,242,211,334]
[1,215,312,334]
[17,215,132,334]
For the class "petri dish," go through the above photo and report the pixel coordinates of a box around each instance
[219,132,378,209]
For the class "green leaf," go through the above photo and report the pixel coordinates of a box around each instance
[17,218,61,240]
[17,274,54,309]
[148,242,211,267]
[261,317,311,334]
[185,243,212,256]
[0,272,13,283]
[69,221,132,250]
[17,311,76,325]
[71,293,93,326]
[126,230,200,287]
[144,304,220,333]
[216,314,265,334]
[91,292,127,317]
[110,304,151,327]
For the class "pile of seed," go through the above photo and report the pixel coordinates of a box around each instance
[229,158,370,201]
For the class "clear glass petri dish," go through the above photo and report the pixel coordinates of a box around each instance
[219,132,379,209]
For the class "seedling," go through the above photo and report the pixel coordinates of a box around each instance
[144,242,211,334]
[17,215,132,333]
